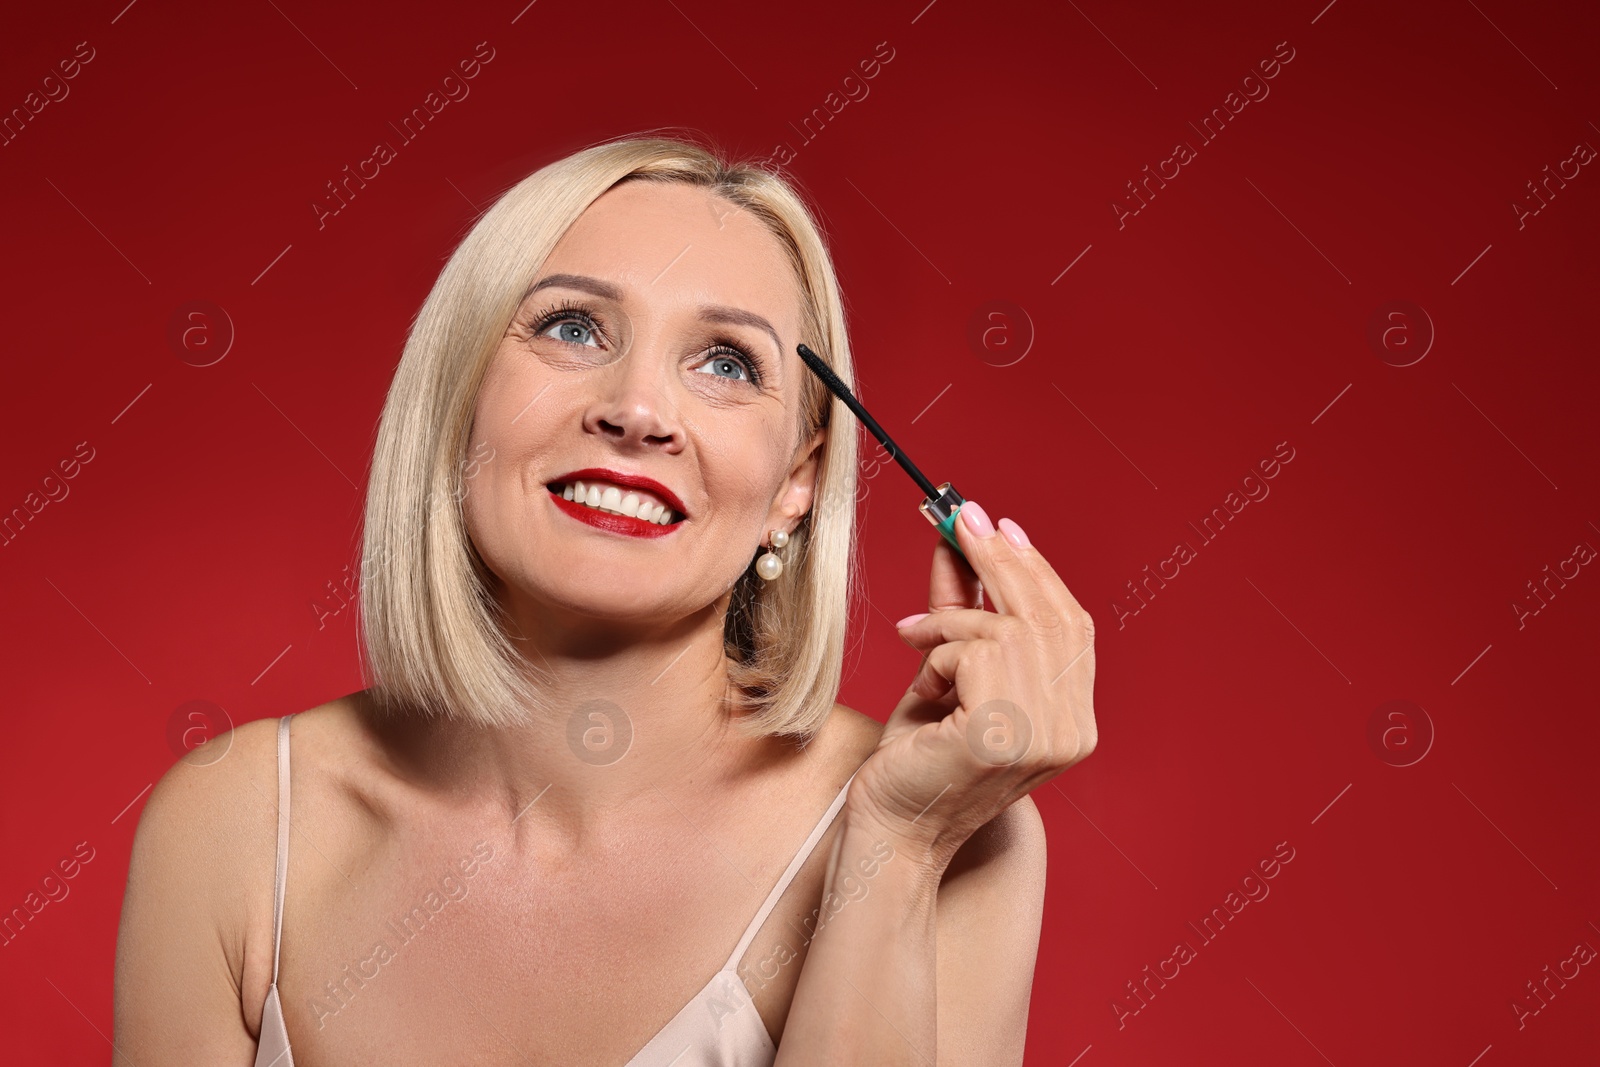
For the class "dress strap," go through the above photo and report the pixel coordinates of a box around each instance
[720,768,860,972]
[271,714,294,984]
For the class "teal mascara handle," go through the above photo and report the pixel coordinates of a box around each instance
[919,483,970,563]
[935,508,966,556]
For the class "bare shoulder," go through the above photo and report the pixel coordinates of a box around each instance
[123,712,283,926]
[821,701,886,765]
[115,693,369,1037]
[115,710,280,1057]
[127,694,367,897]
[945,791,1046,885]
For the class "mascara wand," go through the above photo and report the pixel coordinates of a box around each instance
[796,342,969,560]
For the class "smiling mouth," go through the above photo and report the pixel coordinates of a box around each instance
[547,480,685,526]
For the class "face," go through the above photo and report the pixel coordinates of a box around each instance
[462,180,825,630]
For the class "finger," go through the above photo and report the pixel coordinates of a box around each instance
[896,606,1015,649]
[992,514,1092,625]
[906,638,970,703]
[927,527,982,614]
[952,501,1061,628]
[910,640,1019,729]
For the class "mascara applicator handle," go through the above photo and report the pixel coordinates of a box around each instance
[920,482,970,561]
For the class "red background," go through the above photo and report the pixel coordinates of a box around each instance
[3,0,1597,1063]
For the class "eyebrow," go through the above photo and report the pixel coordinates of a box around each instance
[524,273,784,359]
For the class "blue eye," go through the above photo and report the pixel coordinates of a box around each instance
[528,300,765,386]
[696,347,759,384]
[534,307,603,348]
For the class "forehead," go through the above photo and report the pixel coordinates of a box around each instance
[542,181,801,326]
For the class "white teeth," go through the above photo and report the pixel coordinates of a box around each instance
[559,479,677,524]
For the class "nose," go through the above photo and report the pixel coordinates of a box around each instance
[581,337,684,453]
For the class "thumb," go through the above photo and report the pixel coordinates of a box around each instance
[927,528,982,613]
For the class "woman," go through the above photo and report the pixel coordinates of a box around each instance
[113,133,1098,1065]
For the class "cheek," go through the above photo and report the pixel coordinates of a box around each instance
[480,346,542,418]
[459,454,530,573]
[459,477,499,571]
[706,455,787,536]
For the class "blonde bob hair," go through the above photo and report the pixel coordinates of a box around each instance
[357,130,861,741]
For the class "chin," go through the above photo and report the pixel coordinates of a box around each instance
[519,574,682,621]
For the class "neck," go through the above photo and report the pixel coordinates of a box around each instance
[369,585,776,840]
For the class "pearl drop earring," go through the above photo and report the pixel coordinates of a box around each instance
[756,529,789,581]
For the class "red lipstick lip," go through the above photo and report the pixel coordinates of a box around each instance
[546,467,689,519]
[548,492,680,538]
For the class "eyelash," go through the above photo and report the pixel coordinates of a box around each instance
[528,300,766,387]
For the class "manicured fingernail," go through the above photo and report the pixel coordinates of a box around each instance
[998,517,1030,548]
[960,500,995,538]
[895,613,929,628]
